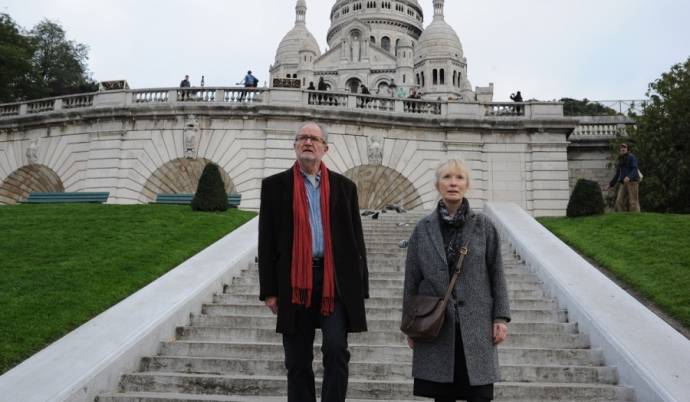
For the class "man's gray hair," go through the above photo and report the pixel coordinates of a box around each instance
[296,121,328,142]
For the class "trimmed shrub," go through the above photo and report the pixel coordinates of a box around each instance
[192,163,229,212]
[566,179,605,217]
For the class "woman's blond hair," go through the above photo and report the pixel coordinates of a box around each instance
[435,159,471,189]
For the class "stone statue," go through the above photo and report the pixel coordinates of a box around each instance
[184,115,200,159]
[26,140,38,164]
[367,136,383,165]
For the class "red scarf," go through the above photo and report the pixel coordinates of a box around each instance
[291,161,335,315]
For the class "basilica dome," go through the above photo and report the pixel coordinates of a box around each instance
[275,26,321,66]
[327,0,424,46]
[416,0,463,61]
[274,0,321,67]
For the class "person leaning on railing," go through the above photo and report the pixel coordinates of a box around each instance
[179,75,191,100]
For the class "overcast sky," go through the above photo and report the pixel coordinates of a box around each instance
[2,0,689,101]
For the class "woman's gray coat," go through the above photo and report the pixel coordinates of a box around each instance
[402,208,511,385]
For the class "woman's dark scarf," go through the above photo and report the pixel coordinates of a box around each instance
[438,198,470,269]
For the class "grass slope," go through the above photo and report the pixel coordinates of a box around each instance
[539,213,690,330]
[0,204,255,374]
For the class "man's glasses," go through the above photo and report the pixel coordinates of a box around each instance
[295,135,326,145]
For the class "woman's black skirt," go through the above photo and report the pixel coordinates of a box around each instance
[413,324,494,400]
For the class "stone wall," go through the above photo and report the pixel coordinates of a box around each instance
[0,88,598,216]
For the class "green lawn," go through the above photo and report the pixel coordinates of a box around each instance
[539,213,690,330]
[0,204,256,374]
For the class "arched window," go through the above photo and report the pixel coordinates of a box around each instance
[416,74,420,85]
[440,69,445,85]
[403,74,406,83]
[370,36,376,44]
[381,36,391,52]
[457,71,462,87]
[395,39,400,56]
[421,71,425,87]
[452,71,457,87]
[432,69,438,85]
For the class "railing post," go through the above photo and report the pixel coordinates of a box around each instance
[168,90,178,104]
[394,99,404,113]
[347,95,357,109]
[216,89,224,103]
[54,99,63,111]
[19,104,28,116]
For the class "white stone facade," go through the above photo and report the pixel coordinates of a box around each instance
[0,88,590,216]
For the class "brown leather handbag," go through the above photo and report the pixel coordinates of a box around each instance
[400,238,471,340]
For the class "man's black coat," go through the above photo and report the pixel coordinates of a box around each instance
[258,168,369,333]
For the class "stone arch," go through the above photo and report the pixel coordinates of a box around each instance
[0,164,64,205]
[345,77,362,93]
[141,158,235,202]
[343,164,423,210]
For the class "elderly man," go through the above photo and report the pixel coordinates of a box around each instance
[258,121,369,402]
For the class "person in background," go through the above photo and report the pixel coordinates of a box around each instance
[606,143,641,212]
[237,70,259,101]
[402,159,511,402]
[509,91,523,114]
[179,75,191,100]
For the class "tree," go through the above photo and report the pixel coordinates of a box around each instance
[0,14,35,102]
[630,57,690,213]
[566,179,605,217]
[560,98,619,116]
[192,163,229,212]
[28,20,97,98]
[0,15,97,102]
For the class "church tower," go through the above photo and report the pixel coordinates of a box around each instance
[415,0,473,100]
[270,0,321,87]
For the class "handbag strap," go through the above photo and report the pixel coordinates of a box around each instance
[440,217,477,306]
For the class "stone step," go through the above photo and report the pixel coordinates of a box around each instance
[176,327,589,349]
[97,392,423,402]
[235,270,539,285]
[231,276,543,289]
[226,280,547,296]
[138,356,617,384]
[117,373,633,400]
[225,287,550,301]
[159,341,603,366]
[212,293,557,311]
[190,315,577,334]
[98,392,633,402]
[201,304,567,323]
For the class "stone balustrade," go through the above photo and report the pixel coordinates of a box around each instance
[570,115,633,139]
[0,87,559,121]
[485,102,525,117]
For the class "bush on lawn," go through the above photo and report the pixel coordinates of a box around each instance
[192,163,229,212]
[567,179,605,217]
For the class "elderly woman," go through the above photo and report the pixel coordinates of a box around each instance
[402,160,511,402]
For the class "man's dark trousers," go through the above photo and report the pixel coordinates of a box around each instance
[282,260,350,402]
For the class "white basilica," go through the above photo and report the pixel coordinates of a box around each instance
[270,0,494,101]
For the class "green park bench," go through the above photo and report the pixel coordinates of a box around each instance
[153,193,241,208]
[21,192,110,204]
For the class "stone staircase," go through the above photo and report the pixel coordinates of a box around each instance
[97,211,635,402]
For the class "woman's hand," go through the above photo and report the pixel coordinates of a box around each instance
[493,322,508,345]
[407,337,414,349]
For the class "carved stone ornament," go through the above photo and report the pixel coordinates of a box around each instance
[184,115,200,159]
[367,136,383,165]
[26,139,39,164]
